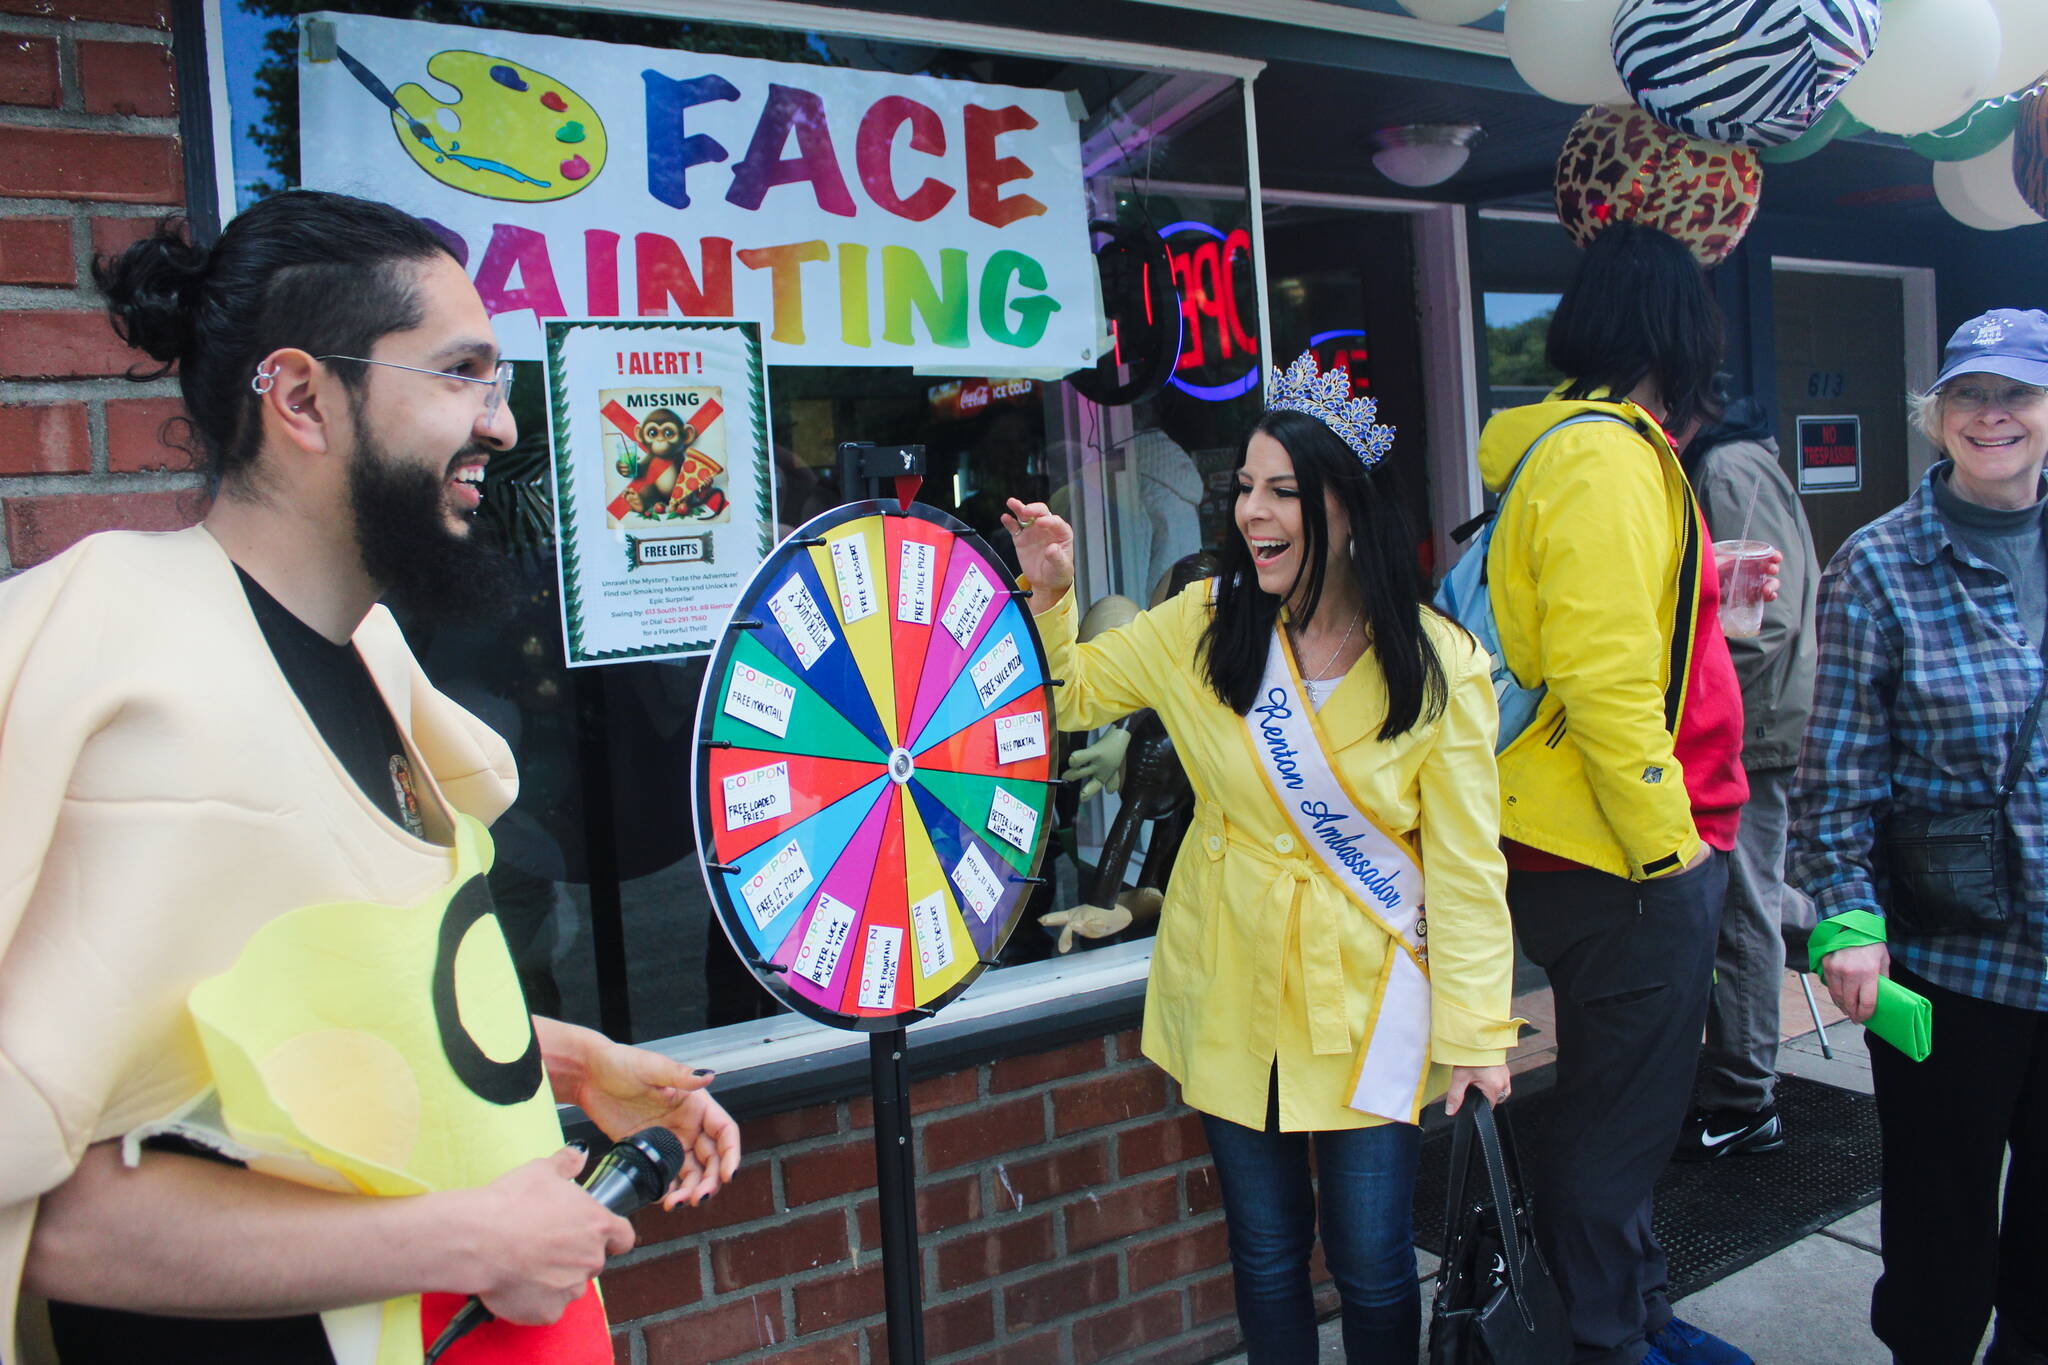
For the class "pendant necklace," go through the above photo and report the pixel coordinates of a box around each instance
[1298,610,1361,680]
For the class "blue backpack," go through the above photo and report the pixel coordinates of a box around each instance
[1434,414,1630,753]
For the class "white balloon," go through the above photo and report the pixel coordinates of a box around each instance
[1506,0,1631,106]
[1932,135,2045,229]
[1840,0,2002,135]
[1395,0,1505,22]
[1986,0,2048,99]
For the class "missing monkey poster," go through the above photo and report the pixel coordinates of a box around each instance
[544,318,776,665]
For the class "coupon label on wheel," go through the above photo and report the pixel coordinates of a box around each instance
[995,711,1046,764]
[723,664,796,737]
[857,925,905,1010]
[791,893,859,986]
[942,565,996,646]
[910,892,954,975]
[722,761,791,829]
[971,634,1024,707]
[830,537,879,623]
[952,846,1006,921]
[898,541,936,624]
[987,788,1039,852]
[741,839,814,930]
[768,578,837,669]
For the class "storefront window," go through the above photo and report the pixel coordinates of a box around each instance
[1483,291,1562,413]
[212,0,1258,1040]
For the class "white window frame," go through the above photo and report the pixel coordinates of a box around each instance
[1140,180,1482,575]
[199,0,1266,1073]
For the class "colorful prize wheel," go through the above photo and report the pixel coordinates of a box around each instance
[694,500,1057,1030]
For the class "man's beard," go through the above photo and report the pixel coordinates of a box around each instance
[348,428,517,624]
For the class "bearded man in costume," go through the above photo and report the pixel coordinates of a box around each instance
[0,191,740,1365]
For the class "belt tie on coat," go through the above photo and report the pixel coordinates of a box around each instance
[1248,858,1356,1061]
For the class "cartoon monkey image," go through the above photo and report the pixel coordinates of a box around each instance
[638,409,698,508]
[639,409,694,460]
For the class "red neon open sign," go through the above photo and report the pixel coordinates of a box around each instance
[1158,221,1260,402]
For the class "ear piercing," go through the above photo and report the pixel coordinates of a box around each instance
[251,363,281,395]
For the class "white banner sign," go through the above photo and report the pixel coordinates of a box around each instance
[299,12,1100,369]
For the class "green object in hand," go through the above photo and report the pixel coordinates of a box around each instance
[1867,978,1933,1062]
[1808,909,1932,1062]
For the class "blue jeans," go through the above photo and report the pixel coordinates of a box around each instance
[1200,1088,1423,1364]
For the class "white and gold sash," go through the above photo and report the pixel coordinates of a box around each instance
[1244,627,1433,1124]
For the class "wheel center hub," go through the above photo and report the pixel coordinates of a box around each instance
[887,747,916,785]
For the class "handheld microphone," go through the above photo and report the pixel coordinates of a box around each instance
[424,1127,686,1364]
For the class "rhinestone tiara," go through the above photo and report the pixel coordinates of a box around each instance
[1266,351,1396,468]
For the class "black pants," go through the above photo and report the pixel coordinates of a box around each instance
[1869,964,2048,1365]
[1509,855,1725,1365]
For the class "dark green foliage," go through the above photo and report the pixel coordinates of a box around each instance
[1486,311,1560,389]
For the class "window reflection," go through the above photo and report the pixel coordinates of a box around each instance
[220,0,1256,1040]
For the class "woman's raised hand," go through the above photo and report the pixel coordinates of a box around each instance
[1003,497,1074,611]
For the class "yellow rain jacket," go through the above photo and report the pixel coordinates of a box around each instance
[1477,391,1708,880]
[1042,585,1520,1132]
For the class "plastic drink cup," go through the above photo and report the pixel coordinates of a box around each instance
[1714,540,1774,638]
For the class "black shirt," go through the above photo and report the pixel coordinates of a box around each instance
[238,568,426,838]
[48,572,427,1364]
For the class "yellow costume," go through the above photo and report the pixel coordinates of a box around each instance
[0,526,578,1364]
[1041,584,1520,1132]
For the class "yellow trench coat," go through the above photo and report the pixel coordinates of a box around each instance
[1042,585,1521,1132]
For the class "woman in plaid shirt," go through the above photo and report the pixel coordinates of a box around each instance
[1791,309,2048,1365]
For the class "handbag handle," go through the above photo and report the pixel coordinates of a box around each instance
[1450,1094,1542,1333]
[1993,674,2048,806]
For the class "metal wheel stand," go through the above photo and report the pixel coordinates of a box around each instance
[869,1028,927,1365]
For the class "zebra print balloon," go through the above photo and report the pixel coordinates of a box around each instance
[1611,0,1882,148]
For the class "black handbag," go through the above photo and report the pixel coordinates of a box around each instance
[1883,676,2048,938]
[1428,1094,1572,1365]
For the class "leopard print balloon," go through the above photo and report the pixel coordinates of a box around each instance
[2016,89,2048,221]
[1554,105,1763,267]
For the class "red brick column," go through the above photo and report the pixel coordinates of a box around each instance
[0,0,201,576]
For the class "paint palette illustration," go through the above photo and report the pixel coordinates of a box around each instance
[694,501,1056,1030]
[381,49,607,202]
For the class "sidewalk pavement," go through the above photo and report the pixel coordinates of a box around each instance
[1214,970,2004,1365]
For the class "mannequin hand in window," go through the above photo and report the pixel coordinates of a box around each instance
[1003,497,1073,613]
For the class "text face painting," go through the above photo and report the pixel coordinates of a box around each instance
[601,387,730,530]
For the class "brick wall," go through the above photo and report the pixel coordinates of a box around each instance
[608,1028,1317,1365]
[0,0,202,577]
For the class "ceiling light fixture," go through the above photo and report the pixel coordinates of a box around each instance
[1371,123,1484,187]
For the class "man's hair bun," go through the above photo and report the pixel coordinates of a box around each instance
[92,219,208,367]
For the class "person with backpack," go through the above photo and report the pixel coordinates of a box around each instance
[1473,222,1761,1365]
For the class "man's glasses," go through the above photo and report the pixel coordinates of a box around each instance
[1946,382,2046,416]
[317,355,515,423]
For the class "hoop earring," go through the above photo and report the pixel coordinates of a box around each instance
[251,363,280,396]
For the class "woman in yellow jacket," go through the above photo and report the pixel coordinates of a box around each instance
[1004,353,1520,1364]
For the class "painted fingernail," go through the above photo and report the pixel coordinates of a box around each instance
[693,1068,715,1077]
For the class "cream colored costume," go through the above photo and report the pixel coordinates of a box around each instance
[0,527,579,1364]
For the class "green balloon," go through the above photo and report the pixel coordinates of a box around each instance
[1761,99,1852,164]
[1906,99,2023,161]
